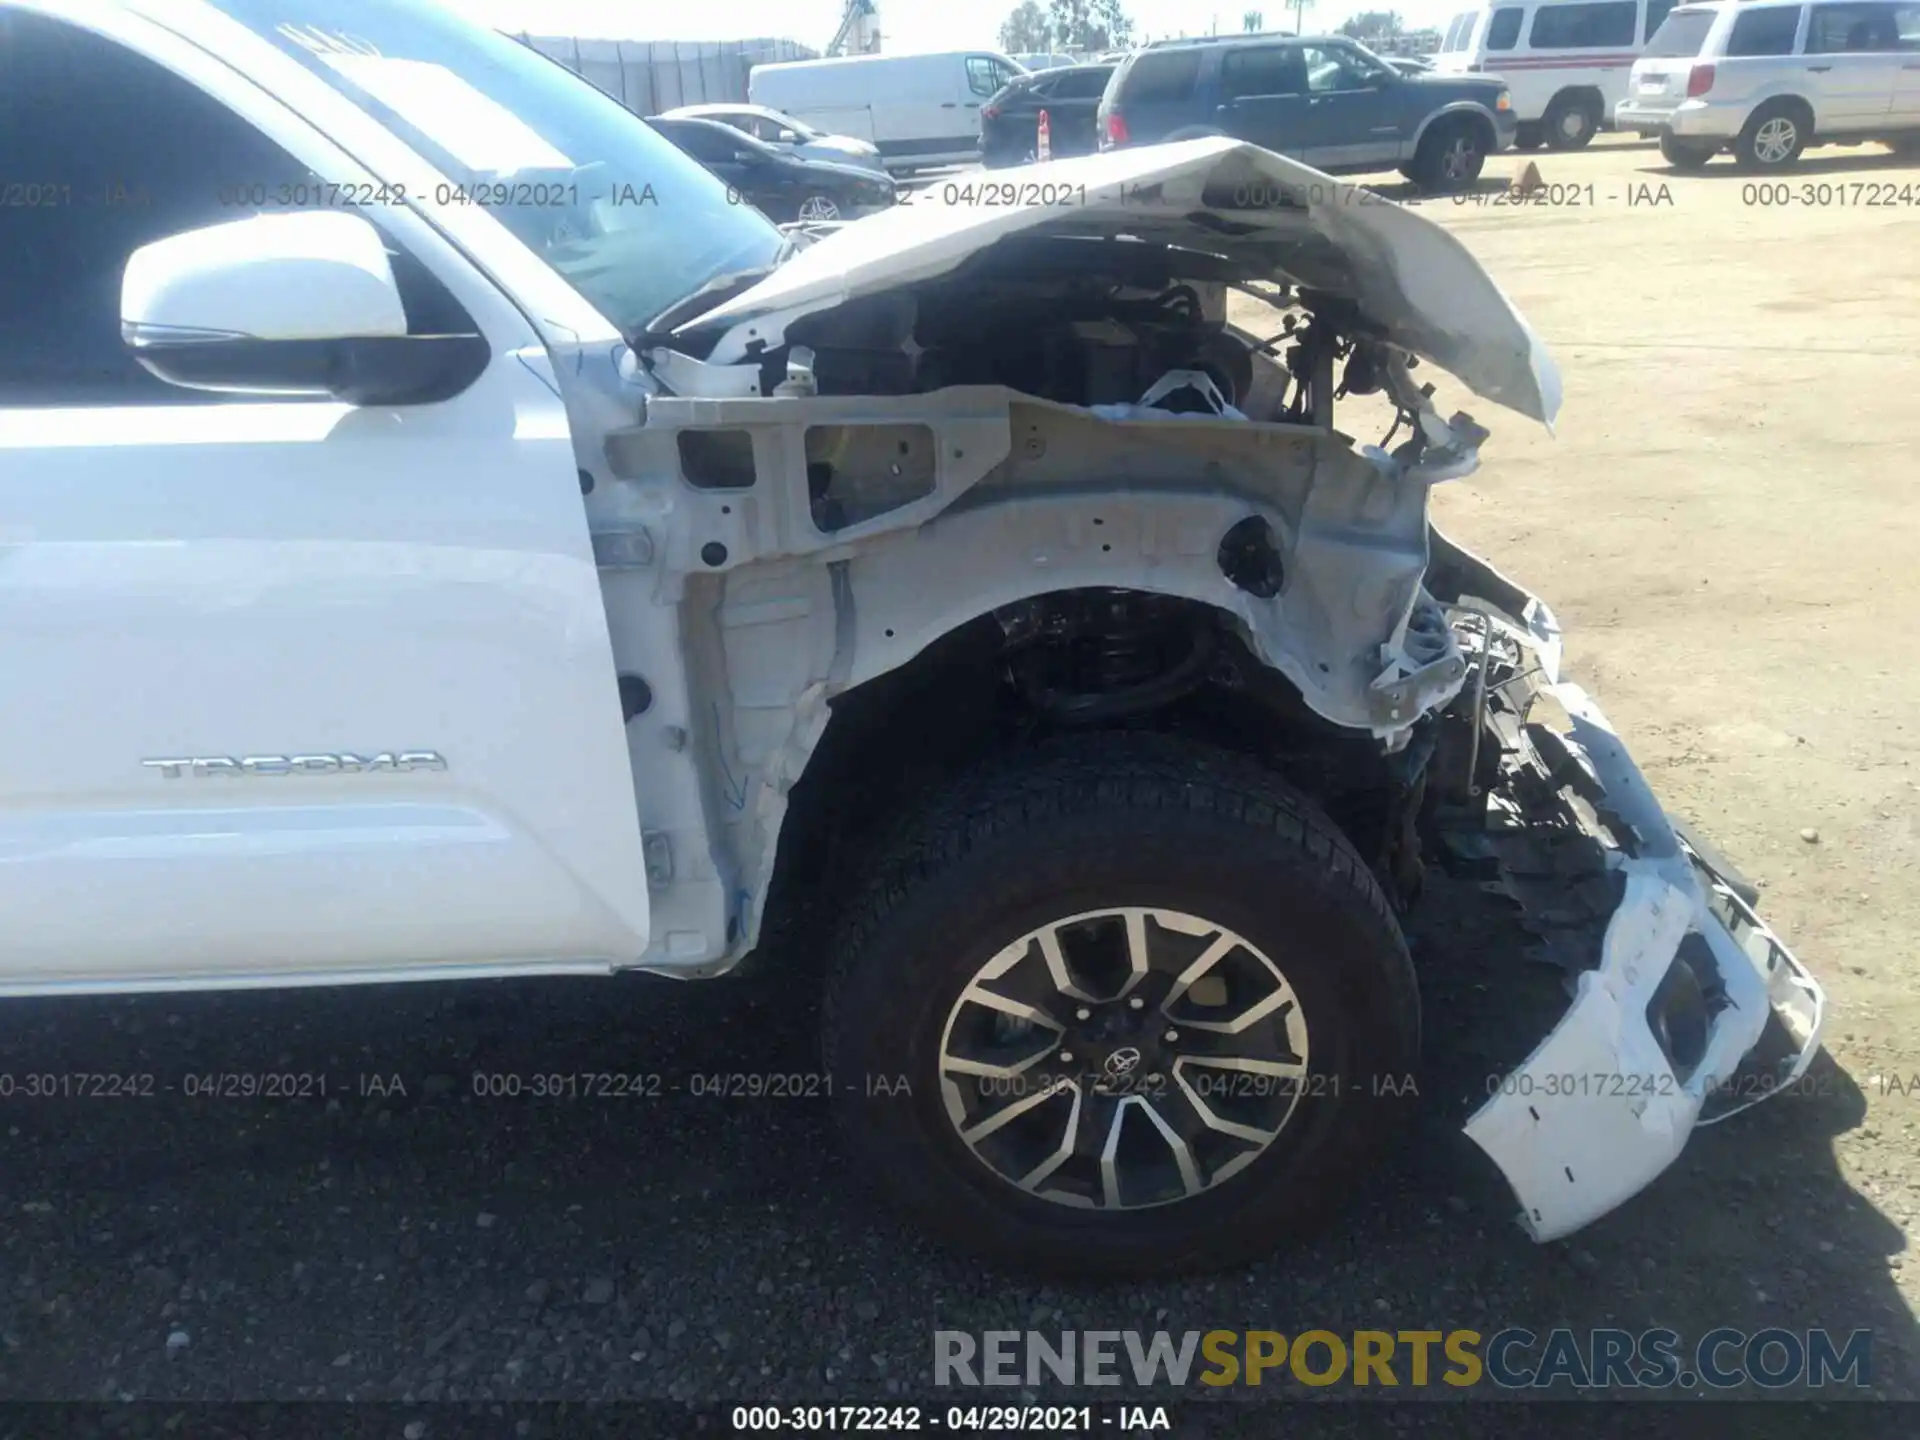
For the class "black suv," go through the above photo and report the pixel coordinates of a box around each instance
[981,63,1118,168]
[1097,34,1516,191]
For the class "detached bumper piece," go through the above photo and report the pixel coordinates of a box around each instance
[1424,533,1825,1242]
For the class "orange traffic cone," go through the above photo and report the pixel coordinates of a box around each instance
[1036,108,1051,163]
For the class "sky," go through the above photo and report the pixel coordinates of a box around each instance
[454,0,1463,55]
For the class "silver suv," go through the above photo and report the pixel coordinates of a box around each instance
[1618,0,1920,168]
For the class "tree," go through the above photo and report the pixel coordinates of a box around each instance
[1091,0,1135,49]
[1338,9,1401,40]
[1047,0,1090,48]
[1000,0,1052,53]
[1289,0,1314,33]
[1243,10,1264,30]
[1047,0,1134,51]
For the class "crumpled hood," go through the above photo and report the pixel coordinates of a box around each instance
[683,136,1561,427]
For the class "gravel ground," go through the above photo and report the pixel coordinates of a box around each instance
[0,869,1911,1422]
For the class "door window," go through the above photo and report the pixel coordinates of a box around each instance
[1120,48,1202,103]
[1221,45,1309,97]
[1806,2,1900,50]
[1725,6,1804,55]
[1300,43,1388,91]
[1487,7,1526,49]
[654,119,746,162]
[0,11,462,407]
[1053,67,1116,98]
[1442,12,1478,49]
[1644,0,1679,40]
[968,56,1010,96]
[1529,2,1639,46]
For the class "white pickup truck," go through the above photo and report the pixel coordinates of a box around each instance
[0,0,1823,1277]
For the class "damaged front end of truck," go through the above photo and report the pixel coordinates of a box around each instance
[606,136,1823,1241]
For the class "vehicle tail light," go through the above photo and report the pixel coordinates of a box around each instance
[1687,63,1715,97]
[1104,109,1129,145]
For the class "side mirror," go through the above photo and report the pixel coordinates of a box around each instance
[732,149,766,167]
[121,210,487,405]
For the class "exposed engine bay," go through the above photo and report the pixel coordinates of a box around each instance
[659,232,1445,469]
[596,137,1821,1243]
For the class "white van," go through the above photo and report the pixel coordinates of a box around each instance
[749,50,1028,172]
[1429,0,1681,147]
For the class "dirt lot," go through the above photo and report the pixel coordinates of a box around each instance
[0,136,1915,1424]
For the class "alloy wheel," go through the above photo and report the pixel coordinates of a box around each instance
[1442,136,1478,183]
[936,906,1311,1211]
[1753,117,1798,165]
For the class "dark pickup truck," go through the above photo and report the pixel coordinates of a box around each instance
[1097,34,1516,191]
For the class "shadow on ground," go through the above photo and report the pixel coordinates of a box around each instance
[1632,144,1919,180]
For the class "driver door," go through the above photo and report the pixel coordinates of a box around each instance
[1298,43,1405,169]
[0,9,650,991]
[669,121,771,214]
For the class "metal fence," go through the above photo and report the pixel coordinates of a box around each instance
[511,34,819,116]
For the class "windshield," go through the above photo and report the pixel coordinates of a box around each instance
[1643,8,1718,55]
[207,0,784,334]
[759,108,825,139]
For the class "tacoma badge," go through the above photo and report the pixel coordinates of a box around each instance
[141,753,448,778]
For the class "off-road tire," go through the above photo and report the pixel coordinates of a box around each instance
[821,734,1422,1278]
[1660,134,1718,171]
[1735,101,1810,171]
[1410,116,1489,193]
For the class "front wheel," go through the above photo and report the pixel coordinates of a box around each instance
[795,193,842,223]
[1410,119,1488,193]
[822,735,1421,1277]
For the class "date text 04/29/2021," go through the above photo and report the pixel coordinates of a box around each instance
[730,1405,1171,1433]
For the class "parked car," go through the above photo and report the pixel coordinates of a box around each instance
[657,102,886,173]
[1428,0,1680,148]
[749,49,1027,171]
[981,61,1118,166]
[4,0,1822,1280]
[646,115,895,222]
[1617,0,1920,170]
[1386,54,1436,75]
[1096,34,1517,190]
[1012,51,1078,70]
